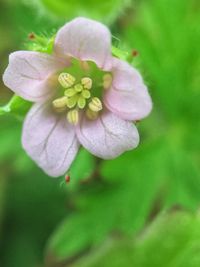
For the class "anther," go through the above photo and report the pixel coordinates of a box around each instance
[88,97,102,112]
[81,77,92,89]
[58,73,76,88]
[103,74,112,90]
[74,84,83,92]
[86,108,99,120]
[66,95,78,108]
[67,109,79,125]
[52,96,68,109]
[77,96,86,109]
[64,88,77,97]
[81,90,91,99]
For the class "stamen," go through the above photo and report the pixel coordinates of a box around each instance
[77,96,86,109]
[88,97,102,112]
[67,109,79,125]
[52,96,68,109]
[81,89,91,99]
[58,73,76,88]
[86,108,99,120]
[103,74,112,90]
[74,84,83,92]
[64,88,77,97]
[81,77,92,89]
[66,95,78,108]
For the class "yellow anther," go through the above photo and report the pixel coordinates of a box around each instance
[67,109,79,125]
[74,84,83,92]
[86,108,99,120]
[81,77,92,89]
[81,89,91,99]
[64,88,77,97]
[66,95,78,108]
[52,96,68,109]
[103,74,112,90]
[58,73,76,88]
[88,97,102,112]
[77,96,86,109]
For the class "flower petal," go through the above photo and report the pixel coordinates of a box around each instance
[76,110,139,159]
[104,58,152,121]
[54,17,112,69]
[3,51,67,102]
[22,102,80,177]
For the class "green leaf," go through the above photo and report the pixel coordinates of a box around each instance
[0,95,32,119]
[72,211,200,267]
[123,0,200,122]
[45,132,200,265]
[45,186,117,263]
[67,148,96,189]
[0,174,6,232]
[45,138,165,263]
[33,0,131,24]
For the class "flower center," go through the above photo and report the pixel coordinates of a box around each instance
[52,72,110,125]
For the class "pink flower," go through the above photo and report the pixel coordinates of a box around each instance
[3,17,152,177]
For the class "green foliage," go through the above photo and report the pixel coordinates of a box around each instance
[68,148,96,189]
[34,0,131,24]
[1,0,200,266]
[72,211,200,267]
[45,139,163,263]
[0,95,32,119]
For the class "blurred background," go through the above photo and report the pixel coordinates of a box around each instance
[0,0,200,266]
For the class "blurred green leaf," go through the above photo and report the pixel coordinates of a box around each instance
[0,95,32,119]
[46,133,200,264]
[72,211,200,267]
[67,148,96,189]
[45,138,164,263]
[130,211,200,267]
[0,174,6,233]
[123,0,200,123]
[34,0,131,24]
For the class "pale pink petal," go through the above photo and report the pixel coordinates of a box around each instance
[76,110,139,159]
[22,102,80,177]
[104,58,152,121]
[3,51,68,102]
[54,17,112,69]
